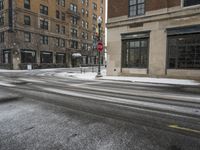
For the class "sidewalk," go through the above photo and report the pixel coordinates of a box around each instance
[101,76,200,86]
[54,69,200,86]
[1,68,200,87]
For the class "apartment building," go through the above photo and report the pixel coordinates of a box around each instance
[107,0,200,79]
[0,0,105,69]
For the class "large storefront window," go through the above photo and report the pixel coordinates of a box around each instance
[40,51,53,63]
[21,49,36,63]
[3,50,11,64]
[168,33,200,69]
[122,38,148,68]
[56,53,66,64]
[184,0,200,7]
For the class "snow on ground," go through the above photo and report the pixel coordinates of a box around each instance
[0,69,28,73]
[0,68,67,73]
[55,72,97,80]
[55,69,106,80]
[0,68,199,86]
[55,69,200,86]
[0,81,16,87]
[102,76,200,86]
[18,78,46,83]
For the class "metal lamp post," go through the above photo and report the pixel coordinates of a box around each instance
[96,16,103,77]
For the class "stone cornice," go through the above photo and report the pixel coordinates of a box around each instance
[107,7,200,28]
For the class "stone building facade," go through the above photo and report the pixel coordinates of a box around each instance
[107,0,200,79]
[0,0,105,69]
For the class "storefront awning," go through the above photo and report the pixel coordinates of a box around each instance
[121,31,150,40]
[72,53,82,57]
[167,25,200,36]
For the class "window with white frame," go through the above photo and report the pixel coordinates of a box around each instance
[82,20,85,28]
[70,4,77,13]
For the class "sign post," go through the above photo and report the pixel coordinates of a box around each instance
[96,16,103,77]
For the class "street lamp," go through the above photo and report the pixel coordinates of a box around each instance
[96,16,103,77]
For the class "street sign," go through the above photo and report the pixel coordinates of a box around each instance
[97,41,103,52]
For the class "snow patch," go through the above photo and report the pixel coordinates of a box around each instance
[1,68,199,86]
[55,70,106,80]
[55,72,97,80]
[54,69,199,86]
[0,82,16,87]
[18,78,46,83]
[0,69,28,73]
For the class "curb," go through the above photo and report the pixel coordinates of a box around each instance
[99,78,200,87]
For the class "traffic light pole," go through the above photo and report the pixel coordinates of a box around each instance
[96,22,102,77]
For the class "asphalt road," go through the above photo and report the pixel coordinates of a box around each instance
[0,68,200,150]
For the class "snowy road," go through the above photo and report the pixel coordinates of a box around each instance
[0,68,200,150]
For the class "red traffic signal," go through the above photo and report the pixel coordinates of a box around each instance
[97,41,103,52]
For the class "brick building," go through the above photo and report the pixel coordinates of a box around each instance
[107,0,200,79]
[0,0,105,69]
